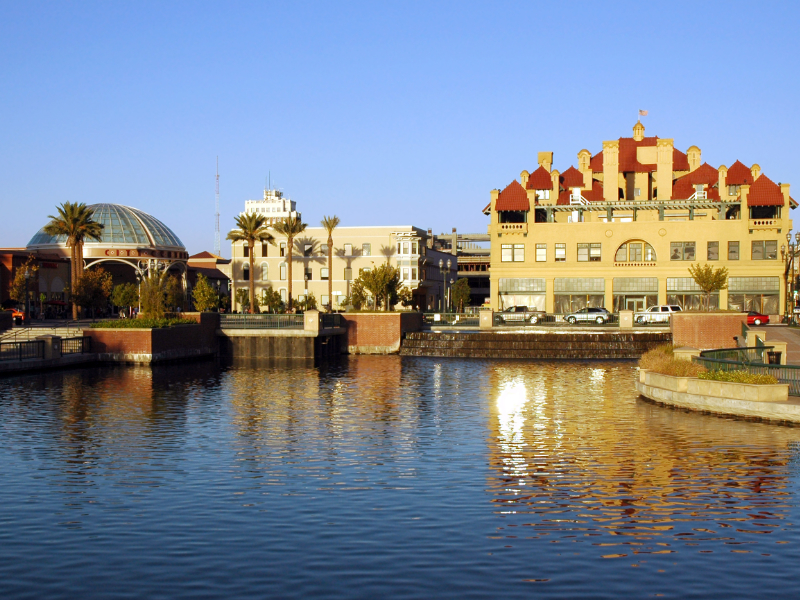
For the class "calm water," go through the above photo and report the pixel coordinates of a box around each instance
[2,357,800,599]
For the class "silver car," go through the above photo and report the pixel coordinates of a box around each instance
[564,307,612,324]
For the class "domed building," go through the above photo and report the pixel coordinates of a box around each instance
[26,203,189,299]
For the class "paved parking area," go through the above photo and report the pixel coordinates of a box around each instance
[760,325,800,365]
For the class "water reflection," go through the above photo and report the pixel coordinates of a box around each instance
[2,357,800,597]
[487,361,800,560]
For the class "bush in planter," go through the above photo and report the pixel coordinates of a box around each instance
[638,344,707,377]
[90,317,196,329]
[698,370,778,385]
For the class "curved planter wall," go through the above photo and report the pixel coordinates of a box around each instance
[637,369,799,424]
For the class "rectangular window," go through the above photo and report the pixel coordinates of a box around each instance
[555,243,566,262]
[397,242,402,255]
[728,241,739,260]
[261,243,269,257]
[403,242,409,255]
[344,268,352,281]
[589,243,601,262]
[501,244,524,262]
[344,243,352,256]
[536,243,546,262]
[752,241,764,260]
[243,245,250,258]
[280,242,286,257]
[411,267,418,280]
[304,244,312,257]
[321,268,329,280]
[578,243,589,262]
[670,242,696,261]
[634,188,641,197]
[320,244,328,255]
[362,243,371,256]
[304,267,312,280]
[536,190,550,201]
[412,241,419,254]
[280,264,287,280]
[728,184,740,196]
[752,240,778,260]
[321,294,329,307]
[629,242,642,262]
[707,241,719,261]
[402,268,409,280]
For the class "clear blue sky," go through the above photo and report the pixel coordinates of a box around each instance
[1,1,798,257]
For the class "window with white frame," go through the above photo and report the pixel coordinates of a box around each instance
[280,263,287,280]
[321,267,329,280]
[344,243,352,256]
[362,243,371,256]
[555,243,566,262]
[501,244,525,262]
[261,262,268,281]
[536,244,546,262]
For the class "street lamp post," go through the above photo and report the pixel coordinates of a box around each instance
[438,259,444,311]
[449,278,455,312]
[23,269,30,326]
[781,231,800,324]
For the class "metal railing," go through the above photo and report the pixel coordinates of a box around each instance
[62,336,92,355]
[321,313,343,329]
[423,313,480,326]
[0,340,44,362]
[693,346,800,396]
[219,314,304,330]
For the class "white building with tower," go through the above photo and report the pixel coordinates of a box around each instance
[243,188,301,225]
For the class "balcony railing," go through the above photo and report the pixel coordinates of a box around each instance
[749,219,779,229]
[0,340,44,362]
[219,314,304,329]
[499,223,528,234]
[62,336,92,355]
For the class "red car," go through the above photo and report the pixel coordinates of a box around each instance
[4,308,24,324]
[746,311,769,326]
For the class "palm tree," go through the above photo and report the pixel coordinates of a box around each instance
[320,215,340,312]
[43,202,104,319]
[272,214,307,312]
[226,213,275,313]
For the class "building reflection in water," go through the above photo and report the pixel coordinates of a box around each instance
[487,361,800,557]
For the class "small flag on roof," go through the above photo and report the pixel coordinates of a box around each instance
[639,109,648,116]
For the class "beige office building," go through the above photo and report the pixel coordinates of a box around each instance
[230,225,457,311]
[484,121,795,317]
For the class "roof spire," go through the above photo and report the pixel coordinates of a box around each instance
[633,120,645,142]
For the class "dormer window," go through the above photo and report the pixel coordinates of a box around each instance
[728,184,740,196]
[536,190,550,201]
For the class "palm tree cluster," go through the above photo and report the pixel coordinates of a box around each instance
[228,213,343,313]
[43,202,104,319]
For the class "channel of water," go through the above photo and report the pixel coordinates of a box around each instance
[1,356,799,598]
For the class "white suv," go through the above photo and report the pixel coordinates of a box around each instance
[636,305,682,324]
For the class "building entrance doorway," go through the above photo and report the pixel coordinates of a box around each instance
[626,297,645,312]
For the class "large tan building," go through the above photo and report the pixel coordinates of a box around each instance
[230,225,456,311]
[484,121,795,317]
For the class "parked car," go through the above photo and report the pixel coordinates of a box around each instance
[746,311,769,326]
[4,308,23,325]
[496,306,546,324]
[565,307,612,325]
[635,305,683,324]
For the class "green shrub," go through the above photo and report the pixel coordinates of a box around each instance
[638,344,706,377]
[90,318,197,329]
[698,370,779,385]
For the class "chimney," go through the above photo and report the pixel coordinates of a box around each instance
[740,184,750,208]
[687,146,701,172]
[451,227,457,256]
[751,164,761,180]
[602,140,620,203]
[427,228,433,249]
[656,139,674,200]
[538,151,553,173]
[578,149,592,190]
[780,183,791,207]
[520,170,529,187]
[550,170,560,205]
[718,165,728,198]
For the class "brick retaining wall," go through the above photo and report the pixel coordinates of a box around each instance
[671,313,747,350]
[343,312,423,354]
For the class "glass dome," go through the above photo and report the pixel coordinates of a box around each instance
[27,203,185,250]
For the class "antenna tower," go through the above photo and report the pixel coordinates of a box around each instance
[214,157,221,256]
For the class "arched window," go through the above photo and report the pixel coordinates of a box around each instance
[261,262,268,281]
[615,240,656,263]
[243,263,250,281]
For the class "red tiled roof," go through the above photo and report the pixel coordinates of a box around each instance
[725,160,754,186]
[525,166,554,190]
[559,166,584,188]
[589,138,691,173]
[747,174,785,207]
[671,162,721,200]
[557,179,605,205]
[189,251,224,260]
[495,180,530,211]
[482,202,491,214]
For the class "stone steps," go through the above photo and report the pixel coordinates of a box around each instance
[399,331,671,359]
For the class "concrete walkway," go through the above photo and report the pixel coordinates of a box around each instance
[759,325,800,365]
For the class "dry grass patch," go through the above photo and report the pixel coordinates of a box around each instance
[698,370,779,385]
[639,344,707,377]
